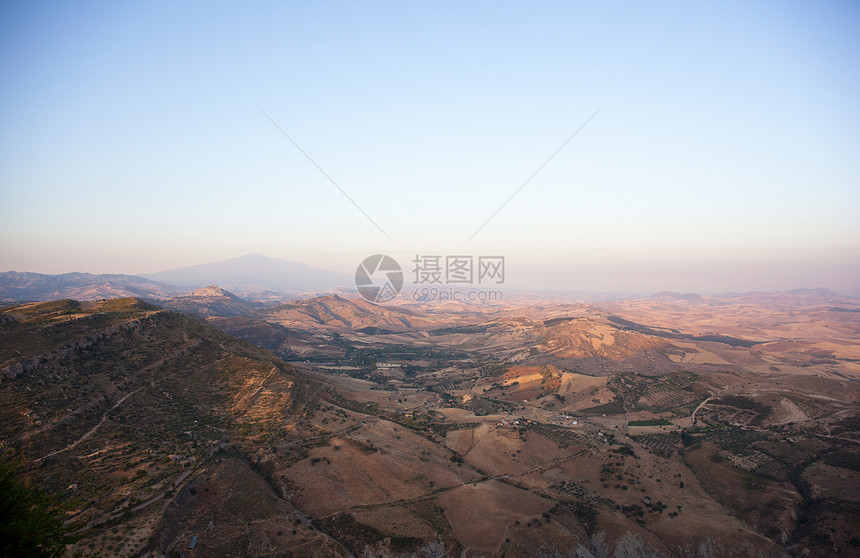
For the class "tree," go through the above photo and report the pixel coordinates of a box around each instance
[0,455,68,558]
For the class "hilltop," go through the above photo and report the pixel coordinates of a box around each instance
[158,284,261,317]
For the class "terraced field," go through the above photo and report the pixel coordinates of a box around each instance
[632,433,680,458]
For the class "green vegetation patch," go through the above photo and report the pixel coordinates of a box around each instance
[628,419,672,426]
[0,454,71,558]
[543,317,577,327]
[429,324,493,335]
[823,448,860,472]
[525,421,592,448]
[316,512,423,554]
[579,399,625,416]
[633,432,680,458]
[479,363,509,378]
[710,395,773,426]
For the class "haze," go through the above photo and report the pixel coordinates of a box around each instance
[1,1,859,295]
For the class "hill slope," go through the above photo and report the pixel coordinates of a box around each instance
[0,298,341,557]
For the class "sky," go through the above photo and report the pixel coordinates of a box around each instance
[1,1,859,295]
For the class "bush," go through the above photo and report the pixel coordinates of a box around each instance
[0,455,68,557]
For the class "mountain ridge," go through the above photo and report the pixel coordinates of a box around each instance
[141,254,352,295]
[0,271,187,302]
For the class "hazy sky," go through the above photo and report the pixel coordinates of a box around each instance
[2,1,859,294]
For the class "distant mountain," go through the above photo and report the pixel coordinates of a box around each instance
[787,287,848,299]
[712,288,854,308]
[158,285,261,317]
[142,254,352,296]
[0,271,187,302]
[649,291,705,302]
[643,288,854,307]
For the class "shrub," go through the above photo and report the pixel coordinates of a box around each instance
[0,455,68,558]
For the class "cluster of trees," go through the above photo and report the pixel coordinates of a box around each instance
[0,454,70,558]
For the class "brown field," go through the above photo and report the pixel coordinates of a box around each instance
[437,481,552,555]
[447,424,571,476]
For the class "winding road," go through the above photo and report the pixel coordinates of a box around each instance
[35,386,146,463]
[690,395,714,427]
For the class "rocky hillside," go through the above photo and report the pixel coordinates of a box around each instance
[0,298,332,557]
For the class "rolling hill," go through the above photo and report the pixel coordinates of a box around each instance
[2,291,858,557]
[260,293,457,333]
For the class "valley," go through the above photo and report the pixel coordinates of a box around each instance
[1,287,858,557]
